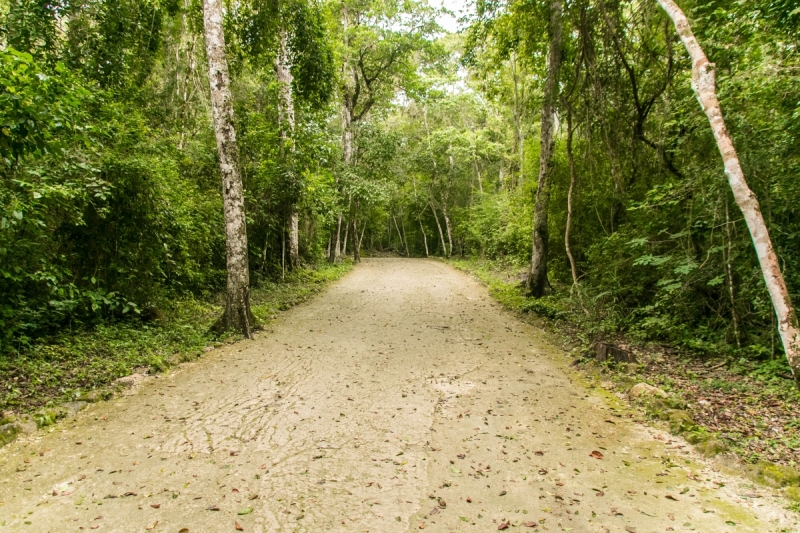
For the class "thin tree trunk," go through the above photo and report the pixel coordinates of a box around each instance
[419,218,429,257]
[431,201,447,257]
[400,216,410,257]
[392,214,404,256]
[658,0,800,381]
[203,0,255,336]
[564,106,587,313]
[510,52,525,186]
[352,217,360,262]
[527,0,564,297]
[342,219,349,256]
[275,25,300,270]
[442,203,453,259]
[332,4,354,263]
[724,199,741,348]
[331,215,342,263]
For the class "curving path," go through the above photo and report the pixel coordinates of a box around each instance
[0,259,796,532]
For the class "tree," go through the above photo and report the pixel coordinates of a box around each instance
[203,0,256,336]
[656,0,800,382]
[526,0,563,297]
[329,0,440,262]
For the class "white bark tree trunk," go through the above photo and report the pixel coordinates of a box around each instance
[657,0,800,381]
[275,26,300,270]
[431,201,447,257]
[419,217,429,257]
[203,0,255,337]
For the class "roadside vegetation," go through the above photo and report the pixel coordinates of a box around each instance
[2,0,799,486]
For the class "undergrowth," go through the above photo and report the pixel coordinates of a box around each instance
[0,262,351,413]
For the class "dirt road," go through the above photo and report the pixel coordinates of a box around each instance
[1,259,796,532]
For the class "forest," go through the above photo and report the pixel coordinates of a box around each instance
[1,0,799,402]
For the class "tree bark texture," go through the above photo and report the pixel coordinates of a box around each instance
[203,0,255,337]
[527,0,563,297]
[657,0,800,381]
[275,26,300,270]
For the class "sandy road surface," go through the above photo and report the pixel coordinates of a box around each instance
[1,259,797,532]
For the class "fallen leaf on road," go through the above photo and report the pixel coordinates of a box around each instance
[145,521,158,530]
[178,529,188,533]
[499,490,507,496]
[248,494,259,500]
[498,521,510,530]
[665,494,679,501]
[237,507,253,515]
[206,505,220,511]
[523,522,537,527]
[235,521,244,531]
[625,527,636,533]
[150,503,160,509]
[589,450,604,459]
[465,496,472,503]
[418,522,425,529]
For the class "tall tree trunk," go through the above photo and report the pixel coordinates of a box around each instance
[526,0,564,297]
[419,218,429,257]
[441,202,453,259]
[657,0,800,382]
[203,0,255,336]
[510,52,525,186]
[564,106,587,313]
[400,216,410,257]
[392,214,405,256]
[725,200,740,347]
[431,201,447,257]
[342,218,349,256]
[331,215,342,262]
[332,4,354,263]
[352,217,360,262]
[275,25,300,270]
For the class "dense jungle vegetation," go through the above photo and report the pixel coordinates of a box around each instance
[1,0,799,401]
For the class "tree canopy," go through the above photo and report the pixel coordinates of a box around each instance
[1,0,799,378]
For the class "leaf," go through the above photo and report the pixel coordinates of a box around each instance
[179,529,189,533]
[235,521,244,531]
[665,494,679,501]
[523,522,537,527]
[237,507,253,515]
[498,521,510,530]
[206,505,220,511]
[589,450,604,459]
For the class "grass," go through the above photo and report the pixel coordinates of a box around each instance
[447,256,800,471]
[0,262,352,414]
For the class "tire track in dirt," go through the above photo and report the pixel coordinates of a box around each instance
[0,259,796,532]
